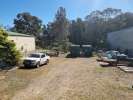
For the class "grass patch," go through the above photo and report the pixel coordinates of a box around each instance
[94,67,106,73]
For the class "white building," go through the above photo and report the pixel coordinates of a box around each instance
[7,31,35,53]
[107,27,133,56]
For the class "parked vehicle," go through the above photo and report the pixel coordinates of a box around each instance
[70,45,81,57]
[97,50,129,66]
[69,44,93,57]
[105,50,127,60]
[23,53,50,68]
[81,45,93,57]
[46,50,59,57]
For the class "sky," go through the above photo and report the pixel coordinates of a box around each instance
[0,0,133,26]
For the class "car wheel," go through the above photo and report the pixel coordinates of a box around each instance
[36,62,40,68]
[46,59,49,65]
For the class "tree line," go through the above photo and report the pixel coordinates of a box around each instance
[10,7,133,51]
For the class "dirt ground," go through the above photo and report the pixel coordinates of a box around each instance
[0,57,133,100]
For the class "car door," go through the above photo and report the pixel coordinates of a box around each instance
[41,54,47,64]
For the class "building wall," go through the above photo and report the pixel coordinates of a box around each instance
[107,27,133,56]
[8,36,35,53]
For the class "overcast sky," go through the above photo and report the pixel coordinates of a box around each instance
[0,0,133,26]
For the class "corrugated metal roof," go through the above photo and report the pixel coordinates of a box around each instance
[7,31,33,37]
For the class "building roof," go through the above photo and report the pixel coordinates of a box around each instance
[7,31,33,37]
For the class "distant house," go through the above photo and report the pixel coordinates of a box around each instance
[7,31,35,53]
[107,27,133,56]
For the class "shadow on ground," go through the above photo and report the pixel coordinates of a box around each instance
[19,66,38,70]
[66,53,93,58]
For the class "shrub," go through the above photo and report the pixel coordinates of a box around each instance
[0,29,21,66]
[51,41,70,53]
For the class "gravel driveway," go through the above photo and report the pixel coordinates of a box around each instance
[1,57,133,100]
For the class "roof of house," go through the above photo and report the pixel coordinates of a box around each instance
[7,31,34,37]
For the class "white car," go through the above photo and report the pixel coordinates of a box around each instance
[23,53,50,68]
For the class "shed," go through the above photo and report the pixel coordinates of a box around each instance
[7,31,35,53]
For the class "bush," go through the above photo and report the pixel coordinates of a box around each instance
[51,41,70,53]
[0,29,21,66]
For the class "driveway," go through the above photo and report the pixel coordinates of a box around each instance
[1,57,133,100]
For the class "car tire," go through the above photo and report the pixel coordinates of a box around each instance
[36,62,40,68]
[46,59,49,65]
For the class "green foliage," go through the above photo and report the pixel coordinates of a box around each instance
[40,7,133,51]
[39,7,70,51]
[9,8,133,51]
[54,7,69,41]
[69,18,85,45]
[0,29,21,66]
[69,8,133,49]
[12,12,43,47]
[57,41,70,52]
[49,40,70,53]
[13,12,42,36]
[47,7,69,42]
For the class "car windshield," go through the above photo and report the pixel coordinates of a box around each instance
[29,54,40,58]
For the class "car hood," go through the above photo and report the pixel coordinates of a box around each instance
[24,57,40,61]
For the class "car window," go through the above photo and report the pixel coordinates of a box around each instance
[41,55,45,58]
[29,54,40,58]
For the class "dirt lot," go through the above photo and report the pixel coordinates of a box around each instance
[0,57,133,100]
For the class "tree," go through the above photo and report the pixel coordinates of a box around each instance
[12,12,43,47]
[13,12,43,36]
[45,7,70,51]
[109,12,133,31]
[0,29,21,66]
[38,24,53,48]
[50,7,69,41]
[84,8,123,49]
[102,8,122,21]
[69,18,85,44]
